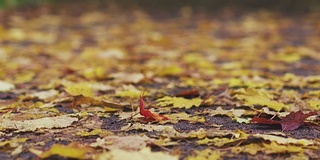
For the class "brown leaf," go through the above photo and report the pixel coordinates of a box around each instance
[251,111,318,131]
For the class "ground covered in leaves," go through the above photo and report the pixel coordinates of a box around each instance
[0,2,320,160]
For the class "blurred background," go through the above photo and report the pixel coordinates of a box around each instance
[1,0,320,13]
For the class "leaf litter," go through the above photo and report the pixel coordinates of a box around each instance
[0,2,319,160]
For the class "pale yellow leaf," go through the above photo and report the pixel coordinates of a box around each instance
[233,117,251,124]
[157,96,202,109]
[11,145,23,156]
[0,115,78,132]
[0,80,15,91]
[115,85,147,98]
[90,135,153,151]
[96,147,178,160]
[29,89,58,100]
[253,134,314,146]
[121,123,174,132]
[111,72,145,83]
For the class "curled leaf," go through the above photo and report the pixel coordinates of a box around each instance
[139,92,168,121]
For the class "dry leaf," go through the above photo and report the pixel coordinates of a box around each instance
[30,142,93,159]
[157,96,202,109]
[90,135,153,151]
[0,115,78,132]
[0,81,15,92]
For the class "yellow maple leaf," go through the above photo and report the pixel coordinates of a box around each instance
[0,138,28,148]
[82,67,106,80]
[64,83,94,97]
[232,117,251,124]
[263,141,303,154]
[157,96,202,109]
[253,134,314,146]
[232,142,305,155]
[156,65,184,76]
[198,130,248,147]
[307,100,320,110]
[164,112,206,123]
[76,129,112,137]
[30,143,92,159]
[234,88,287,111]
[198,137,234,147]
[116,90,141,98]
[232,143,262,155]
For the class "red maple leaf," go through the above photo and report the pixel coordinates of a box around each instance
[139,92,168,121]
[251,111,317,131]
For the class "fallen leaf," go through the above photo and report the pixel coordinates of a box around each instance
[253,134,314,146]
[206,107,248,117]
[233,117,251,124]
[96,147,179,160]
[156,65,184,76]
[198,137,242,147]
[153,137,179,147]
[263,141,304,154]
[70,95,124,111]
[30,142,93,159]
[251,111,317,131]
[251,117,281,125]
[99,48,126,59]
[0,115,78,132]
[307,100,320,110]
[82,67,106,80]
[139,92,168,121]
[234,88,287,111]
[116,85,145,98]
[121,123,174,132]
[76,129,113,137]
[164,112,206,124]
[231,143,262,155]
[198,130,248,147]
[0,138,28,148]
[157,96,202,109]
[110,72,145,83]
[232,142,305,155]
[280,110,317,131]
[161,128,207,139]
[11,144,23,156]
[29,89,58,100]
[64,82,94,97]
[0,81,15,92]
[90,135,153,151]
